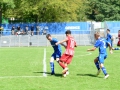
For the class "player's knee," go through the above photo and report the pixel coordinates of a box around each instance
[50,57,54,62]
[94,58,98,63]
[100,63,104,68]
[56,58,60,63]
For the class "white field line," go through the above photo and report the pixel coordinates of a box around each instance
[43,48,47,77]
[0,76,44,79]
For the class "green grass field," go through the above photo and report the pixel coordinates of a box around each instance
[0,46,119,90]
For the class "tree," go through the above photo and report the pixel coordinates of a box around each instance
[0,0,15,24]
[88,0,120,21]
[9,0,89,22]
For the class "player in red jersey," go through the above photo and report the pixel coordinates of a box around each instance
[56,30,77,77]
[117,30,120,46]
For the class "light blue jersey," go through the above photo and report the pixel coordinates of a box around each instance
[106,33,112,47]
[50,38,62,60]
[94,38,108,63]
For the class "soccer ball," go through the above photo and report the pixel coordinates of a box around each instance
[63,74,66,77]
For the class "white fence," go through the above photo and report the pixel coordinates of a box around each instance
[0,31,119,47]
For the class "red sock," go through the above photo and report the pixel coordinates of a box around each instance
[59,62,66,69]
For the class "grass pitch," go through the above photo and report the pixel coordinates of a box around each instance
[0,46,119,90]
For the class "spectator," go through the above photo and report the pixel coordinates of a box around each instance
[43,29,47,35]
[0,26,3,36]
[36,25,40,35]
[11,26,15,35]
[31,25,34,36]
[25,25,29,35]
[16,26,21,35]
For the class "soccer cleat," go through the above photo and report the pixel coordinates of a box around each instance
[66,71,69,75]
[51,72,55,75]
[96,69,101,76]
[104,74,109,79]
[63,73,67,77]
[62,68,68,74]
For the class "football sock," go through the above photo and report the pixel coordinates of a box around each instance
[101,67,107,75]
[59,61,66,69]
[95,61,100,70]
[50,62,54,74]
[114,48,120,50]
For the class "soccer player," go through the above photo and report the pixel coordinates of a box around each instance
[46,34,65,75]
[117,30,120,47]
[56,30,77,77]
[112,30,120,50]
[87,32,112,79]
[106,29,113,48]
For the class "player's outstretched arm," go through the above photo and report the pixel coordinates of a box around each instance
[61,43,66,48]
[87,47,96,51]
[56,38,68,45]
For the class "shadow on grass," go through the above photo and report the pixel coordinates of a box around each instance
[77,74,103,78]
[33,71,62,77]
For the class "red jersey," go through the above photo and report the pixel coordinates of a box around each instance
[118,34,120,41]
[64,36,76,56]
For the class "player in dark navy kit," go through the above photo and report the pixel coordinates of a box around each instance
[87,32,112,79]
[46,34,65,75]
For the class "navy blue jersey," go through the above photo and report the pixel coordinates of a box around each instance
[50,38,62,53]
[94,38,108,54]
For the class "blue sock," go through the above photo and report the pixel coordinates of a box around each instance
[114,48,120,50]
[95,61,100,70]
[50,62,54,74]
[101,67,107,75]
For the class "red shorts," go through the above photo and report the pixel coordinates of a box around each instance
[60,54,73,64]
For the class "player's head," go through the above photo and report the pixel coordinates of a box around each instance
[46,34,52,41]
[118,30,120,34]
[65,30,71,36]
[94,31,100,40]
[107,29,110,33]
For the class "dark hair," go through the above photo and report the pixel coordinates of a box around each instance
[65,30,71,34]
[119,30,120,31]
[107,29,110,32]
[46,34,51,38]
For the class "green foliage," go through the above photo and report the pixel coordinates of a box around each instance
[88,0,120,21]
[1,0,120,22]
[3,0,88,22]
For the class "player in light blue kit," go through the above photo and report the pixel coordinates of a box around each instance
[87,32,112,79]
[46,34,65,75]
[106,29,113,48]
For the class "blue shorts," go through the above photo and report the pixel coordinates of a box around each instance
[97,54,107,64]
[51,51,61,60]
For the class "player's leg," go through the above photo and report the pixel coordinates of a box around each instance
[94,57,100,70]
[94,57,101,75]
[63,55,73,75]
[50,54,55,75]
[113,47,120,50]
[59,54,67,69]
[99,54,109,79]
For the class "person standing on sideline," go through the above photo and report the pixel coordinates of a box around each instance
[31,25,34,36]
[11,26,15,35]
[56,30,77,77]
[87,32,112,79]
